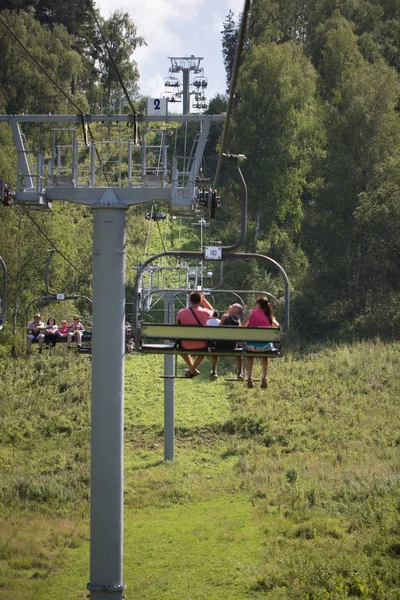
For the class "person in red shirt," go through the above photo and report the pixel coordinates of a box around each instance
[176,291,214,378]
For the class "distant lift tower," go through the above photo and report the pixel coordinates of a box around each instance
[164,55,208,114]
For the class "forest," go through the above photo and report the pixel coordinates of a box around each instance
[1,0,400,344]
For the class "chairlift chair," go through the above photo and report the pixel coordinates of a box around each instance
[165,76,180,88]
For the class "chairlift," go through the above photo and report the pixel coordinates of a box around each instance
[132,155,290,362]
[145,211,166,221]
[165,76,180,88]
[25,251,92,353]
[193,77,208,89]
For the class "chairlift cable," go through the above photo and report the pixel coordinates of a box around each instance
[21,208,86,278]
[0,14,111,182]
[0,14,88,145]
[86,0,140,143]
[156,218,168,255]
[212,0,251,189]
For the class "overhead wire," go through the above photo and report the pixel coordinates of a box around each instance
[0,12,113,184]
[212,0,251,190]
[21,208,86,278]
[86,0,140,143]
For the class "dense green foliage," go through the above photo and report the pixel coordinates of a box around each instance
[219,0,400,338]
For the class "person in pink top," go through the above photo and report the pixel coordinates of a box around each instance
[67,315,84,349]
[176,291,214,378]
[57,320,69,341]
[241,297,279,389]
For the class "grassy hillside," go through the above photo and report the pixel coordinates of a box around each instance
[0,342,399,599]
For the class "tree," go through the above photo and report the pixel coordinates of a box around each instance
[301,12,400,335]
[221,10,238,92]
[92,10,145,110]
[232,42,322,261]
[0,11,87,113]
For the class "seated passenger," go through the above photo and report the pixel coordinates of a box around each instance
[26,313,45,355]
[210,303,244,381]
[176,291,214,378]
[44,317,58,347]
[67,315,84,349]
[206,310,220,326]
[126,338,135,354]
[57,320,69,341]
[242,297,279,390]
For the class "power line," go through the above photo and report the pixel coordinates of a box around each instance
[21,208,86,278]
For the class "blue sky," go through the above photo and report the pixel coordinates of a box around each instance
[96,0,244,105]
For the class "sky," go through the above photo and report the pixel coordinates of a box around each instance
[96,0,244,107]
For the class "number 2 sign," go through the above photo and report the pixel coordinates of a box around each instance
[146,98,168,116]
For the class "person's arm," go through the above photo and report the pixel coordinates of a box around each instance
[200,293,213,312]
[272,317,279,328]
[241,310,253,328]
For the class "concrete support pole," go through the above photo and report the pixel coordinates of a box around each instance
[164,293,175,461]
[87,203,127,600]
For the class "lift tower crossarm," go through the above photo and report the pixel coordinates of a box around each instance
[0,114,225,123]
[3,113,225,214]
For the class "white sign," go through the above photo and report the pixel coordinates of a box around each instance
[204,246,222,261]
[56,293,65,300]
[146,98,168,116]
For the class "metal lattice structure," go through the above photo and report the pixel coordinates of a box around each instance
[0,113,224,216]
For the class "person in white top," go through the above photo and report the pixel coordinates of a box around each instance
[206,310,220,326]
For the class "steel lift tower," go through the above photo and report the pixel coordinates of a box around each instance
[0,104,224,600]
[165,56,208,114]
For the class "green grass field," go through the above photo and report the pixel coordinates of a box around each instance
[0,342,399,599]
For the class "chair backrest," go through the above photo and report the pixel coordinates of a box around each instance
[139,323,282,343]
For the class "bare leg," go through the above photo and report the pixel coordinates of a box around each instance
[27,336,32,354]
[211,355,218,373]
[38,335,44,349]
[182,354,194,369]
[261,357,269,389]
[247,357,254,380]
[261,357,269,380]
[192,355,205,371]
[236,356,243,378]
[67,332,73,348]
[75,330,83,346]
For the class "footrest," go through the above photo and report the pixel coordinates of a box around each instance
[141,343,176,351]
